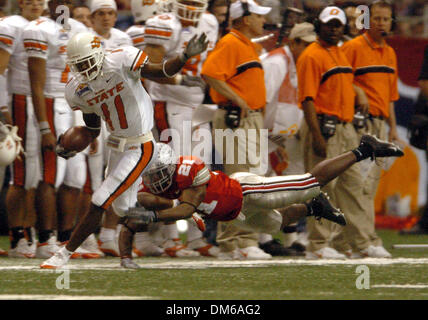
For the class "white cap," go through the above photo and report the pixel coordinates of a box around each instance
[289,22,317,42]
[319,6,346,25]
[90,0,117,14]
[229,0,271,21]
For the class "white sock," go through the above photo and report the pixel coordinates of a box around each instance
[259,233,273,245]
[162,223,179,240]
[99,227,116,243]
[187,218,203,243]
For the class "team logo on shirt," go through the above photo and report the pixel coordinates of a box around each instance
[76,83,92,97]
[91,37,101,49]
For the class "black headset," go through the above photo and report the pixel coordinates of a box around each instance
[369,0,396,31]
[241,0,251,17]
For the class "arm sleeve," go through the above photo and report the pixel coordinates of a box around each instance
[390,49,399,101]
[201,39,236,81]
[119,46,149,79]
[23,24,48,60]
[0,22,15,54]
[297,54,321,104]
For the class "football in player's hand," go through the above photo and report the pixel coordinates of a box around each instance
[60,126,92,152]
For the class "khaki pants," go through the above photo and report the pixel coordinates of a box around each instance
[301,121,371,252]
[213,109,264,251]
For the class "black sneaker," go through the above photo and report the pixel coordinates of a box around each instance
[307,192,346,226]
[120,257,141,269]
[259,239,304,257]
[360,134,404,159]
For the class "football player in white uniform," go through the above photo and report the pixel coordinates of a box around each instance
[143,0,220,257]
[0,0,44,258]
[40,30,209,268]
[83,0,134,258]
[23,0,89,258]
[126,0,159,50]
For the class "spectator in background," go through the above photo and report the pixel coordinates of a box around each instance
[400,45,428,236]
[72,5,93,28]
[297,6,369,259]
[202,0,273,260]
[208,0,229,37]
[339,0,401,258]
[342,2,361,41]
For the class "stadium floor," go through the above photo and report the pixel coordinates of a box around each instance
[0,230,428,300]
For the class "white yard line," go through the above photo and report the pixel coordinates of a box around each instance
[1,257,428,270]
[372,284,428,289]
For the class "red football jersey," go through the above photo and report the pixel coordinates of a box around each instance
[141,156,243,221]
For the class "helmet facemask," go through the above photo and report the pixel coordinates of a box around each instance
[142,143,177,194]
[142,163,176,194]
[68,49,104,83]
[173,0,207,23]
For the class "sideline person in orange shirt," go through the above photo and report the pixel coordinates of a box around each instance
[339,0,403,258]
[297,6,373,259]
[201,0,273,260]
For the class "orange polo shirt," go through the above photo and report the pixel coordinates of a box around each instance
[342,33,399,118]
[297,41,355,122]
[201,28,266,110]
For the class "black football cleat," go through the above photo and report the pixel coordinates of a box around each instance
[120,257,141,269]
[307,192,346,226]
[360,134,404,159]
[259,239,304,257]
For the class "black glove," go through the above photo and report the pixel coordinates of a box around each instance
[55,134,77,159]
[181,33,209,62]
[180,75,206,90]
[126,206,159,224]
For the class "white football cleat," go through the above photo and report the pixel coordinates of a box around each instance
[162,239,200,257]
[187,238,220,257]
[98,239,120,257]
[134,242,164,257]
[35,236,61,259]
[40,247,71,269]
[361,245,392,258]
[79,234,104,258]
[239,246,272,260]
[8,238,35,258]
[305,247,346,260]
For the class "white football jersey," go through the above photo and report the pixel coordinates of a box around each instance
[144,13,218,107]
[0,15,32,95]
[126,25,145,50]
[90,27,133,51]
[65,46,154,138]
[23,17,88,98]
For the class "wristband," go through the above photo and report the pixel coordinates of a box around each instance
[174,74,183,85]
[39,121,51,135]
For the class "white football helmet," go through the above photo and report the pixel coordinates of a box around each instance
[66,32,105,82]
[142,143,176,194]
[157,0,173,13]
[172,0,208,23]
[0,122,24,167]
[131,0,159,23]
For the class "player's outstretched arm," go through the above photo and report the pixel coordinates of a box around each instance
[128,185,207,223]
[140,33,209,80]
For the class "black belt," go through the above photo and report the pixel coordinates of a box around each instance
[218,104,263,113]
[317,114,349,125]
[368,114,385,121]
